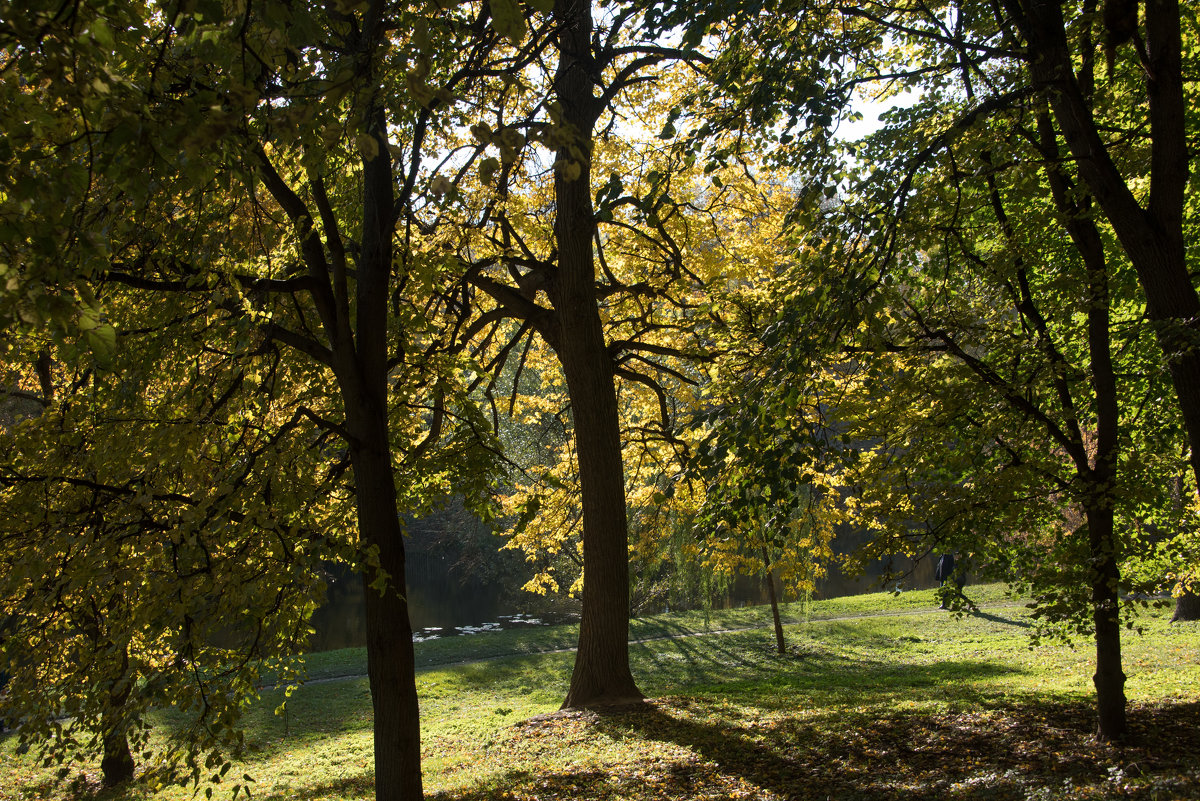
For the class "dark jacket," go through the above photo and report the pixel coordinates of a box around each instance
[935,553,955,583]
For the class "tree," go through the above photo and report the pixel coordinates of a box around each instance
[2,3,507,798]
[702,495,835,655]
[1,286,330,791]
[647,0,1200,618]
[643,0,1195,741]
[1009,0,1200,496]
[828,99,1167,740]
[697,95,1179,739]
[439,0,722,707]
[1173,591,1200,622]
[537,0,643,705]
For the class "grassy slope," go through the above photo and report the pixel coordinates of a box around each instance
[304,582,1020,680]
[3,585,1198,801]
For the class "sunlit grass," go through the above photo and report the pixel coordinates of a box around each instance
[3,586,1197,801]
[300,583,1021,682]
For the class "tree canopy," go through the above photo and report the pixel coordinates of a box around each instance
[2,0,1198,796]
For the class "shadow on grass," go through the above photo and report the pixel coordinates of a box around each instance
[968,608,1033,628]
[254,772,375,801]
[631,625,773,685]
[414,627,582,669]
[630,624,1029,706]
[140,677,376,769]
[605,696,1200,800]
[157,652,574,765]
[630,616,704,641]
[53,771,378,801]
[433,695,1200,801]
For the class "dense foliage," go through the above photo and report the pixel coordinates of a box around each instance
[1,0,1198,796]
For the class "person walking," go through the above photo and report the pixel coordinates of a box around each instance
[935,553,966,609]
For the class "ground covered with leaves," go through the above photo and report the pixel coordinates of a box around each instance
[3,587,1199,800]
[440,696,1200,801]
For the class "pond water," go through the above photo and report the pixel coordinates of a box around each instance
[307,542,947,652]
[307,553,548,651]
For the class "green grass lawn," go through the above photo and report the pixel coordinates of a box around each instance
[3,585,1198,801]
[298,582,1021,681]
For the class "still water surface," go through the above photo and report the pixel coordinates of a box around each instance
[308,547,943,652]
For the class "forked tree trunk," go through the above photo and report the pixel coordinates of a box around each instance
[553,0,643,709]
[1024,0,1200,495]
[350,86,422,797]
[252,16,423,791]
[1079,152,1126,742]
[1035,102,1128,742]
[1080,170,1127,743]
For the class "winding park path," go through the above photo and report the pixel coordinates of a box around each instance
[297,601,1023,688]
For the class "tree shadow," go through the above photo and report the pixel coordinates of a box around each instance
[141,676,375,767]
[428,694,1200,801]
[631,625,777,686]
[617,697,1200,799]
[253,772,375,800]
[630,615,697,640]
[40,769,378,801]
[631,625,1030,710]
[968,608,1033,628]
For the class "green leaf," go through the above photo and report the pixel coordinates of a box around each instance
[479,157,500,185]
[490,0,527,46]
[78,308,117,362]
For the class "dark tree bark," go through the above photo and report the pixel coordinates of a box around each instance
[353,440,423,801]
[1172,588,1200,622]
[1079,164,1127,742]
[100,728,135,788]
[552,0,644,709]
[346,90,425,798]
[1085,503,1127,740]
[927,106,1131,737]
[256,74,426,798]
[1015,0,1200,496]
[762,546,786,655]
[1038,108,1128,740]
[100,648,135,787]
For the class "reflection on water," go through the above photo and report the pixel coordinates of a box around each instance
[308,552,532,651]
[308,539,951,652]
[411,613,578,643]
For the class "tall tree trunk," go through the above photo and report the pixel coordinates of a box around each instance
[1084,199,1126,741]
[352,71,423,796]
[1036,102,1128,742]
[557,338,644,707]
[100,727,135,788]
[1021,0,1200,493]
[253,17,423,790]
[1086,502,1127,740]
[553,0,643,709]
[1084,235,1127,742]
[351,435,423,800]
[762,546,786,655]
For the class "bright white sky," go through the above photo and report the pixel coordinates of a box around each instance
[837,88,919,142]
